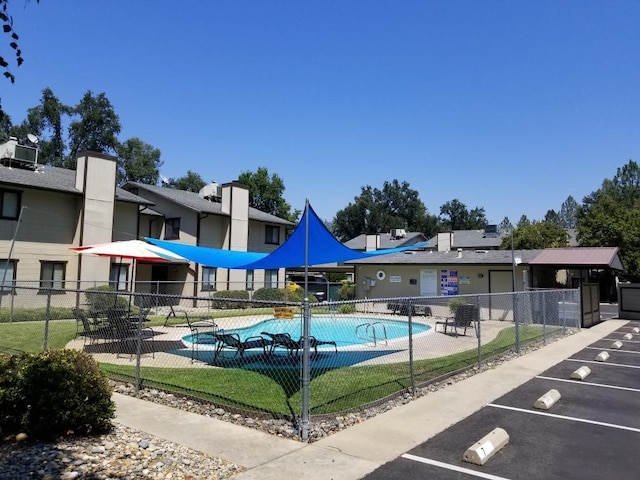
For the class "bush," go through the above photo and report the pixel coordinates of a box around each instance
[210,290,251,309]
[252,287,318,303]
[448,298,467,315]
[0,349,115,438]
[338,281,356,300]
[85,285,129,313]
[337,303,356,314]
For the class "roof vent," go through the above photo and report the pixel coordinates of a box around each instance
[457,248,463,258]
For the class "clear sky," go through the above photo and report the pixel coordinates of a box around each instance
[3,1,639,225]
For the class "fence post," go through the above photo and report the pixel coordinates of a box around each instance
[407,298,415,393]
[43,289,52,351]
[542,291,547,345]
[300,297,311,442]
[476,296,481,369]
[514,292,520,354]
[134,306,143,395]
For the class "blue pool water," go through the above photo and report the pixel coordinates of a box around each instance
[183,316,431,349]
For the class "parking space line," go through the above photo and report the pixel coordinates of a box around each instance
[566,358,640,369]
[535,375,640,393]
[586,346,640,355]
[603,337,640,343]
[487,404,640,433]
[401,453,513,480]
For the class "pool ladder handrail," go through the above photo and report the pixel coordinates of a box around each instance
[355,321,388,347]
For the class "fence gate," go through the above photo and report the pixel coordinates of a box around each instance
[581,283,601,327]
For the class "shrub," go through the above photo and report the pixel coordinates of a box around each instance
[85,285,129,313]
[0,349,115,438]
[338,281,356,300]
[252,287,317,303]
[448,298,467,315]
[210,290,251,309]
[337,303,356,314]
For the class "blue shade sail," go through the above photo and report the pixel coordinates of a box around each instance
[146,203,427,269]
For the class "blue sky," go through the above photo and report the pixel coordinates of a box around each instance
[3,1,639,225]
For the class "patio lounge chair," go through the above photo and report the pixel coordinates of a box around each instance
[184,312,218,363]
[213,332,270,360]
[73,307,112,346]
[434,304,479,337]
[261,332,338,357]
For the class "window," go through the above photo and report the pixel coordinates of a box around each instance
[265,225,280,245]
[0,260,16,292]
[109,264,129,291]
[0,189,21,220]
[202,267,217,291]
[265,269,278,289]
[246,269,254,291]
[164,218,180,240]
[40,261,65,290]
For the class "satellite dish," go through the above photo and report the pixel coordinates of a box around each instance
[27,133,39,144]
[160,175,169,184]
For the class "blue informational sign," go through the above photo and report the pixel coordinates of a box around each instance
[440,269,459,296]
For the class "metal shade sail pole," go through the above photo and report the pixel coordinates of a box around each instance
[301,200,311,441]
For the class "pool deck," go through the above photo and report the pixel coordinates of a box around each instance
[67,312,525,368]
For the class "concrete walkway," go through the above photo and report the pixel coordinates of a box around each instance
[113,320,626,480]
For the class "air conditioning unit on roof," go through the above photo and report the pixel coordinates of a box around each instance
[390,228,406,239]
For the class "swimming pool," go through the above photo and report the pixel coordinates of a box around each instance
[182,316,431,349]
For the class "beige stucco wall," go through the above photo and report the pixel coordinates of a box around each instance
[112,202,139,241]
[354,264,530,300]
[0,189,82,285]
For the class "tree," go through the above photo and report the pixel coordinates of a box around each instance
[499,217,513,232]
[166,170,206,192]
[517,215,531,228]
[439,199,487,230]
[11,87,69,166]
[67,91,121,166]
[237,167,299,222]
[559,195,579,229]
[501,222,569,250]
[0,0,40,114]
[577,160,640,277]
[332,180,438,241]
[117,137,162,186]
[544,209,561,225]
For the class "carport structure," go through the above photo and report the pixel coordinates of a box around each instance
[528,247,623,303]
[362,320,640,480]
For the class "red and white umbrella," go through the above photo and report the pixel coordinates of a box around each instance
[71,240,187,263]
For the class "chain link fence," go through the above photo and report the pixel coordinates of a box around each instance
[0,286,580,440]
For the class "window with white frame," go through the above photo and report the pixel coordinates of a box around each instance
[246,269,254,291]
[164,218,180,240]
[0,260,16,292]
[265,269,278,289]
[202,266,217,291]
[0,189,21,220]
[109,264,129,291]
[40,261,65,290]
[265,225,280,245]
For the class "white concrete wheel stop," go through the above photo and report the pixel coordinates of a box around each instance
[462,427,510,466]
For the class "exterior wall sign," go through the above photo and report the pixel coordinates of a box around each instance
[389,275,402,283]
[441,269,458,295]
[420,269,438,296]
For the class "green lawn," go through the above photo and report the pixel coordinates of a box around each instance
[0,318,557,416]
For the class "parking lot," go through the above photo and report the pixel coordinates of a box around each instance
[364,321,640,479]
